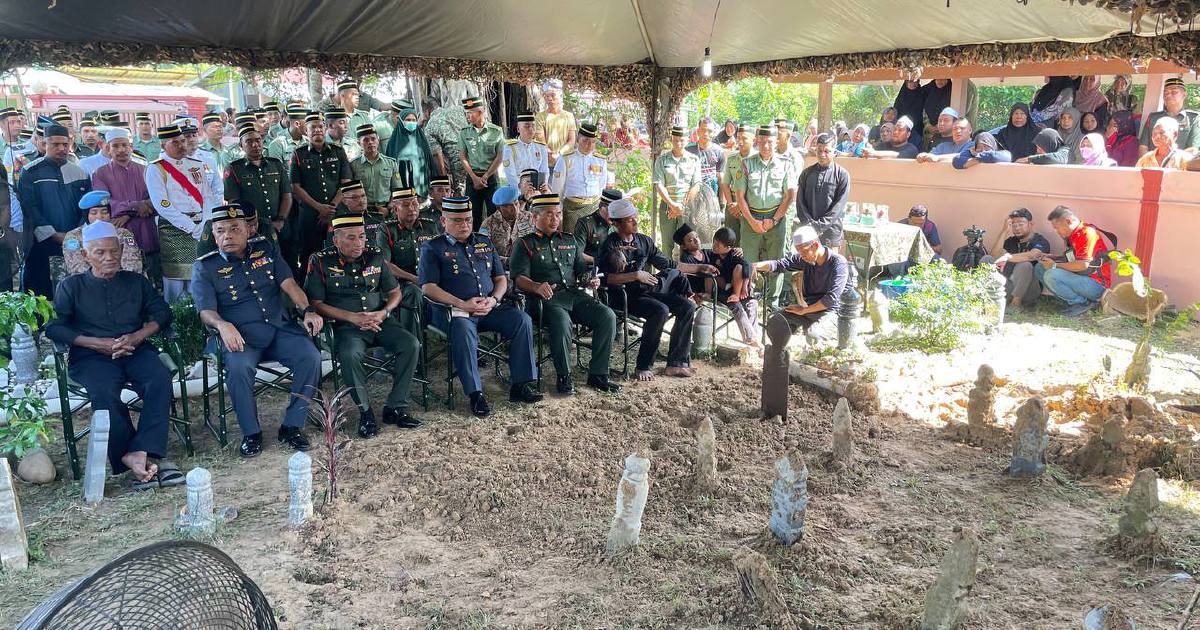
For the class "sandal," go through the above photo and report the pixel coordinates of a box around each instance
[130,475,159,492]
[156,462,186,488]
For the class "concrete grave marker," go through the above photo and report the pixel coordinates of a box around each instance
[82,410,111,503]
[288,452,314,527]
[1006,397,1049,478]
[0,460,29,571]
[920,527,979,630]
[769,452,808,546]
[606,454,650,555]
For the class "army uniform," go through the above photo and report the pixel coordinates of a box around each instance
[1139,108,1200,152]
[190,207,322,445]
[652,132,702,255]
[351,152,403,209]
[550,128,608,239]
[510,221,616,385]
[380,212,441,339]
[573,209,616,261]
[304,238,419,426]
[731,135,797,307]
[721,149,752,230]
[267,132,306,166]
[458,98,505,229]
[322,203,387,250]
[417,201,537,402]
[220,154,292,254]
[133,134,163,162]
[291,140,352,283]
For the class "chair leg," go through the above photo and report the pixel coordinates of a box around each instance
[56,358,82,481]
[216,352,229,446]
[177,364,194,457]
[201,354,212,439]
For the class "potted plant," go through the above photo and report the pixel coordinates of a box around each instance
[0,387,54,483]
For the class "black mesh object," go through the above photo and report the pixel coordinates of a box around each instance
[16,540,278,629]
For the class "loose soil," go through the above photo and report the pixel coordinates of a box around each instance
[3,313,1200,629]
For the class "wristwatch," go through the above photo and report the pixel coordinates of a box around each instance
[302,305,316,315]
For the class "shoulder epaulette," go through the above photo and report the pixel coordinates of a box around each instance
[505,138,518,146]
[197,250,219,261]
[532,140,547,146]
[247,234,266,244]
[560,149,576,157]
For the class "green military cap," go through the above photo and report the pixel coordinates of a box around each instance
[0,107,18,120]
[156,123,183,139]
[135,112,152,122]
[461,96,484,111]
[528,192,561,209]
[355,123,376,138]
[324,110,348,121]
[131,149,145,160]
[18,128,33,141]
[429,175,451,188]
[305,111,324,124]
[99,110,120,125]
[237,123,260,138]
[579,122,599,138]
[253,108,268,119]
[336,79,358,92]
[600,188,623,204]
[1164,77,1187,89]
[736,122,751,133]
[774,118,794,131]
[390,187,417,201]
[234,111,256,125]
[519,168,539,179]
[669,125,686,138]
[210,203,251,223]
[54,105,70,115]
[201,111,222,126]
[331,211,365,230]
[390,99,414,113]
[286,105,307,120]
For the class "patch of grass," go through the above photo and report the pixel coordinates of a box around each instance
[1043,464,1101,507]
[1011,522,1048,544]
[463,610,496,630]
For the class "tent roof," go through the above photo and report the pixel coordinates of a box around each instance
[0,0,1184,70]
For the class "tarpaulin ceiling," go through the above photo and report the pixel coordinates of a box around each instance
[0,0,1184,70]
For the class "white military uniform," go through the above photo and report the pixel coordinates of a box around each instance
[145,153,217,301]
[501,137,549,187]
[550,148,610,198]
[190,148,224,205]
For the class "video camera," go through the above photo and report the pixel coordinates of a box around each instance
[962,225,986,248]
[952,225,988,271]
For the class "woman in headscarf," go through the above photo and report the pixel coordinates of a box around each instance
[1078,133,1117,167]
[1080,111,1102,136]
[1029,76,1078,125]
[1018,128,1070,165]
[384,102,439,198]
[952,131,1012,169]
[892,80,927,141]
[875,122,895,149]
[1073,75,1109,121]
[869,107,897,143]
[994,103,1041,160]
[1104,111,1140,167]
[921,79,952,136]
[714,119,736,148]
[1057,108,1084,163]
[1104,74,1137,113]
[837,124,871,157]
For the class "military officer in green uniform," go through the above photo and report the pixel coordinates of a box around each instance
[305,211,422,438]
[719,122,754,230]
[133,112,162,162]
[730,124,797,308]
[511,193,621,395]
[290,111,352,283]
[350,123,403,212]
[457,96,505,230]
[572,188,622,265]
[267,105,309,166]
[334,79,376,146]
[652,125,702,255]
[380,187,441,338]
[262,101,287,143]
[322,179,387,249]
[424,175,452,223]
[325,109,361,162]
[1138,77,1200,155]
[222,125,293,258]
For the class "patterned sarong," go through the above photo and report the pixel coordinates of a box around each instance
[159,223,198,280]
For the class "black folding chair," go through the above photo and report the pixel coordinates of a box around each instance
[420,295,516,410]
[52,329,193,480]
[523,291,604,388]
[320,313,432,412]
[597,283,647,379]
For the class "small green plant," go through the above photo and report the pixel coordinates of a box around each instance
[156,294,206,366]
[1107,249,1153,391]
[870,261,997,353]
[0,388,51,458]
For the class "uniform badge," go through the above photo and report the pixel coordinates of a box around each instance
[188,167,203,184]
[251,250,265,259]
[363,265,380,276]
[588,164,603,176]
[161,199,171,208]
[217,265,233,275]
[251,257,270,269]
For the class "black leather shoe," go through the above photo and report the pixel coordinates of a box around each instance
[357,408,379,439]
[556,374,576,395]
[586,374,622,393]
[509,381,545,404]
[277,426,311,451]
[469,391,491,417]
[239,433,263,458]
[383,406,423,429]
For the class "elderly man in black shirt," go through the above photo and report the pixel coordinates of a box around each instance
[46,221,175,488]
[598,198,717,381]
[796,133,850,249]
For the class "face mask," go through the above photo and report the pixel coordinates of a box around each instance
[403,121,419,132]
[1079,146,1096,160]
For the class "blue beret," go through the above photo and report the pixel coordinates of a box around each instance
[492,186,520,206]
[79,189,111,210]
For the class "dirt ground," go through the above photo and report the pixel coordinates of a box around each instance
[3,310,1200,629]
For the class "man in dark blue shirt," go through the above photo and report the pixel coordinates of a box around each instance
[18,124,91,298]
[418,196,541,417]
[46,221,173,487]
[191,204,324,458]
[754,225,849,349]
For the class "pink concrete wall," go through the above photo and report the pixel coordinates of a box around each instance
[817,158,1200,306]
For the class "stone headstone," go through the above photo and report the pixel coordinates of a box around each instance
[0,459,28,571]
[830,397,853,465]
[966,365,996,430]
[82,410,111,503]
[920,527,979,630]
[288,451,314,527]
[1083,605,1135,630]
[606,454,650,555]
[761,346,790,421]
[180,467,216,535]
[769,452,808,546]
[732,547,797,629]
[1006,397,1049,478]
[867,289,891,334]
[694,418,718,493]
[10,325,39,385]
[1118,468,1160,540]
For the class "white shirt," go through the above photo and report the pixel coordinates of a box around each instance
[501,138,549,187]
[190,149,224,205]
[145,155,215,238]
[78,152,111,176]
[550,149,611,199]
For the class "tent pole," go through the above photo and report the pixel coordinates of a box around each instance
[817,81,833,133]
